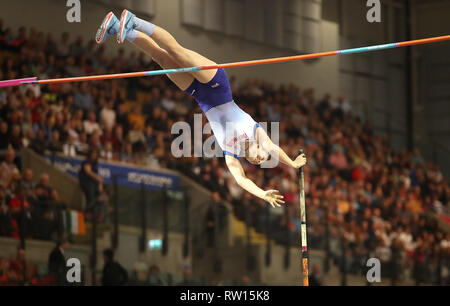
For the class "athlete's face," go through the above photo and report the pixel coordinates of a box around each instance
[245,141,269,165]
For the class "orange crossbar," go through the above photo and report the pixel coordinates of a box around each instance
[0,34,447,88]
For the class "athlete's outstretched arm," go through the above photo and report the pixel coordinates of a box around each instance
[269,142,307,168]
[256,127,307,168]
[225,155,285,207]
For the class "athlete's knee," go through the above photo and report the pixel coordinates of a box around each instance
[151,54,166,67]
[150,49,172,68]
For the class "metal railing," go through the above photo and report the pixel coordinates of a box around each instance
[234,196,450,285]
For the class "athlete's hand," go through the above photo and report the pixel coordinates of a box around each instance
[293,153,307,169]
[263,190,285,208]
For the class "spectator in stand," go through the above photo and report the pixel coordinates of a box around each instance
[205,192,227,247]
[0,147,19,188]
[75,132,89,156]
[147,106,167,134]
[7,247,36,285]
[100,100,116,129]
[160,89,176,112]
[69,35,85,60]
[127,105,146,131]
[100,141,114,161]
[35,173,52,201]
[100,126,116,146]
[48,238,69,285]
[147,265,164,286]
[21,114,33,144]
[48,189,66,235]
[177,265,197,286]
[309,264,323,286]
[333,96,352,114]
[8,124,22,150]
[63,134,77,157]
[20,168,35,199]
[328,147,350,177]
[0,121,9,150]
[412,242,427,285]
[121,142,134,163]
[30,129,47,155]
[0,186,12,237]
[113,125,124,152]
[9,185,32,239]
[144,125,155,151]
[57,32,70,58]
[83,111,102,136]
[74,83,95,111]
[116,103,130,132]
[48,130,63,153]
[78,149,103,217]
[89,130,102,152]
[127,122,146,151]
[101,249,128,286]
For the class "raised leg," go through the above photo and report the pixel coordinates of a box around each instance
[149,26,218,83]
[124,12,218,83]
[132,32,194,91]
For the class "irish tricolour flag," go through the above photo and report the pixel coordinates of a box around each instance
[64,210,86,235]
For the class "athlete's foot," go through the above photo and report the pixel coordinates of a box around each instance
[117,9,136,44]
[95,12,120,44]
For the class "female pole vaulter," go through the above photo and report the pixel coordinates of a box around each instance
[95,10,307,207]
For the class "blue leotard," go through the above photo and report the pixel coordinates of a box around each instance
[184,69,259,159]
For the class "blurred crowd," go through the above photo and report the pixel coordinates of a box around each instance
[0,146,65,241]
[0,238,79,286]
[224,83,450,284]
[0,22,449,285]
[0,247,38,285]
[0,245,63,286]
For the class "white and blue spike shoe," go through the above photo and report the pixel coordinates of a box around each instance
[117,9,136,44]
[95,12,120,45]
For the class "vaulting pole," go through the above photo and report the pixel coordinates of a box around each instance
[298,149,308,286]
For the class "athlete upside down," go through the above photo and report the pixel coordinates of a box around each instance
[96,10,307,207]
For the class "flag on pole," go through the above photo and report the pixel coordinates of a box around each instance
[64,210,86,235]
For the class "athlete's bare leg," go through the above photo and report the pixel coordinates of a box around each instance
[132,32,194,91]
[149,26,218,83]
[119,10,217,83]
